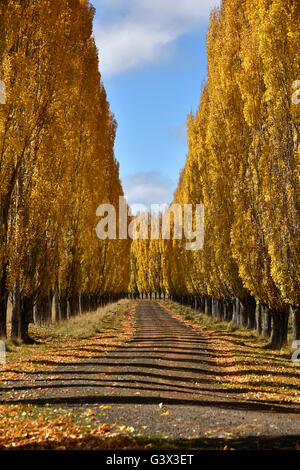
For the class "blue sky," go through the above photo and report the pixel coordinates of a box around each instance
[92,0,220,208]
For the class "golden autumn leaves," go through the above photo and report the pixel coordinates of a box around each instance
[130,0,300,348]
[0,0,130,340]
[0,0,299,350]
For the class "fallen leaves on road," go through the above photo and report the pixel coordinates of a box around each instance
[162,300,300,405]
[0,404,142,450]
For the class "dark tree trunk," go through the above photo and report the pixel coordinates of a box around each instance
[231,297,240,325]
[222,300,228,321]
[214,299,223,320]
[262,306,272,339]
[291,306,300,343]
[211,298,217,318]
[212,298,222,319]
[256,304,262,336]
[0,294,7,338]
[11,280,21,338]
[20,296,33,343]
[223,300,233,322]
[68,296,79,317]
[246,296,256,330]
[35,294,52,324]
[54,284,60,321]
[218,299,225,320]
[270,309,289,349]
[0,195,11,337]
[79,294,82,315]
[205,296,212,316]
[0,265,8,338]
[59,292,68,320]
[239,299,248,327]
[11,283,33,343]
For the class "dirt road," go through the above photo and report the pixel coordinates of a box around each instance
[1,301,300,448]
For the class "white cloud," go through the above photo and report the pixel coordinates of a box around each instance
[95,22,175,77]
[122,171,175,211]
[93,0,221,77]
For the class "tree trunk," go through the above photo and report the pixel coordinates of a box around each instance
[256,304,262,336]
[11,280,33,343]
[0,195,11,337]
[218,299,225,320]
[211,298,217,318]
[54,284,60,321]
[205,296,212,316]
[11,279,21,338]
[79,294,82,315]
[0,266,8,338]
[270,309,289,349]
[20,296,33,343]
[231,297,240,325]
[0,294,7,338]
[68,296,78,317]
[239,299,248,327]
[246,296,256,330]
[262,306,272,339]
[224,300,233,322]
[59,292,68,320]
[291,305,300,343]
[35,294,52,324]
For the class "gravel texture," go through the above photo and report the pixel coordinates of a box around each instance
[1,301,300,448]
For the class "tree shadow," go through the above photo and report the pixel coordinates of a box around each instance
[1,393,300,414]
[1,301,300,420]
[2,433,300,450]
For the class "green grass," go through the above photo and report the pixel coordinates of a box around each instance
[43,303,127,339]
[0,299,133,378]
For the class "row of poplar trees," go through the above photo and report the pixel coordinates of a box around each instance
[0,0,131,342]
[130,0,300,349]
